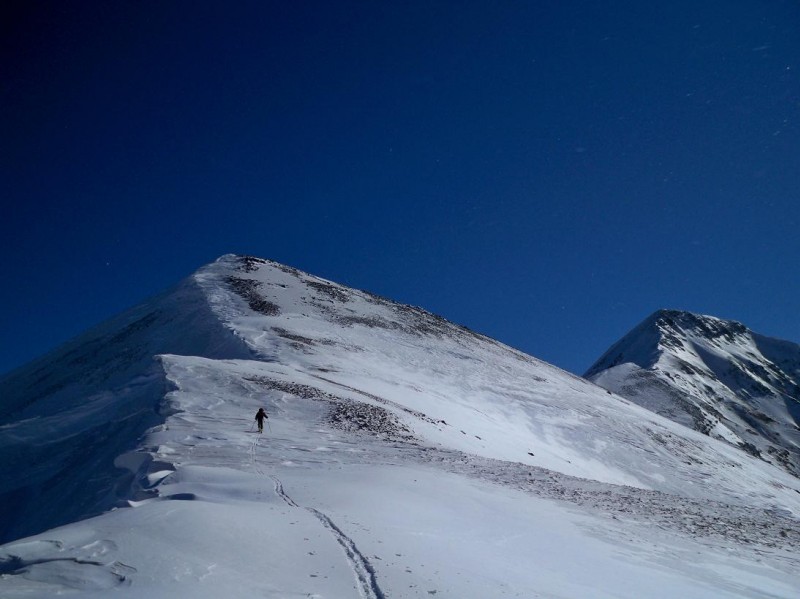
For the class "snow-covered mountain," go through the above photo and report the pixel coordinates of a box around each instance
[1,257,799,598]
[586,309,800,479]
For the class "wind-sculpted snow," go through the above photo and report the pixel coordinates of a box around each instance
[2,256,800,597]
[0,539,135,592]
[0,276,253,543]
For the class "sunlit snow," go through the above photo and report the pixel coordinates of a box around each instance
[1,255,798,598]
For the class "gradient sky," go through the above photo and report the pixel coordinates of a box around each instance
[2,1,799,377]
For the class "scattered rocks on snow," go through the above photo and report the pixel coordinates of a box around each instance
[225,277,281,316]
[245,376,417,442]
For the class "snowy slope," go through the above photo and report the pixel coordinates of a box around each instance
[586,309,800,479]
[1,256,799,598]
[0,276,253,544]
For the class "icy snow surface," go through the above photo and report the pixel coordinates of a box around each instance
[1,256,799,598]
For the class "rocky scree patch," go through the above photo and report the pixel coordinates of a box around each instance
[244,377,416,442]
[226,277,281,317]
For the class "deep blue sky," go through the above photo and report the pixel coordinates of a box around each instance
[2,1,799,376]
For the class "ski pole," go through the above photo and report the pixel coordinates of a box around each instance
[249,420,255,432]
[267,419,272,433]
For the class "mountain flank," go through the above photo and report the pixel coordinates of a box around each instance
[586,309,800,478]
[1,257,800,597]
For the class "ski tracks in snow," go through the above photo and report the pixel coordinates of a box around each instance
[247,416,383,599]
[269,476,298,508]
[269,475,385,599]
[304,506,385,599]
[249,435,265,476]
[262,467,384,599]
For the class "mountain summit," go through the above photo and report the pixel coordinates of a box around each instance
[2,260,800,597]
[586,309,800,477]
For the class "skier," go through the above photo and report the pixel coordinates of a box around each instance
[255,407,268,433]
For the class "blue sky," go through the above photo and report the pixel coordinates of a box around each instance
[2,1,799,376]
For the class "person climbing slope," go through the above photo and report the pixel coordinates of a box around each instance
[255,407,268,433]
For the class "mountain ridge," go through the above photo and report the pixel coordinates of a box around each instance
[2,255,800,597]
[586,308,800,478]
